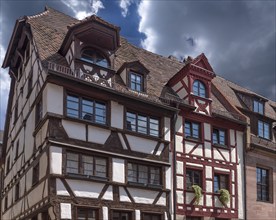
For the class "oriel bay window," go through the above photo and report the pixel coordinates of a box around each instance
[66,94,106,125]
[127,163,161,186]
[126,111,159,137]
[213,128,226,146]
[66,152,107,179]
[77,208,97,220]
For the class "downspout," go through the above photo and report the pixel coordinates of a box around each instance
[172,105,180,220]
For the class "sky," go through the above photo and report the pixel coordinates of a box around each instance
[0,0,275,129]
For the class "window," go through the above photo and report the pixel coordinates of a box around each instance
[258,120,270,139]
[143,213,161,220]
[185,121,200,139]
[213,128,226,145]
[253,100,264,114]
[186,169,202,189]
[15,182,20,201]
[27,73,33,96]
[35,99,43,125]
[256,167,269,201]
[77,208,97,220]
[193,80,206,98]
[66,152,107,178]
[214,174,228,192]
[6,156,10,174]
[32,163,39,186]
[129,72,143,92]
[66,94,106,125]
[127,163,161,186]
[186,217,202,220]
[112,211,132,220]
[15,141,19,160]
[126,112,159,137]
[81,49,109,68]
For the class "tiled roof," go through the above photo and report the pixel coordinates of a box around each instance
[24,7,275,123]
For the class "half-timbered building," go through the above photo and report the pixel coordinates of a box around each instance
[168,55,247,220]
[1,7,180,220]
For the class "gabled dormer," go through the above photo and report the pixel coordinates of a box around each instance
[59,15,120,87]
[168,53,215,115]
[117,61,149,93]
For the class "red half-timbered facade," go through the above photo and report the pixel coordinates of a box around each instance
[168,54,246,220]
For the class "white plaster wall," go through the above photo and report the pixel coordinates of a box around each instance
[176,191,184,203]
[236,131,245,219]
[175,135,183,153]
[126,135,157,154]
[50,146,62,174]
[135,210,141,220]
[204,123,211,140]
[118,133,128,150]
[192,145,203,157]
[60,203,72,219]
[231,147,236,163]
[119,187,131,202]
[88,125,111,144]
[206,180,212,193]
[185,192,194,204]
[214,167,230,173]
[165,166,171,190]
[176,176,184,189]
[155,143,164,156]
[177,88,188,99]
[128,188,159,204]
[185,141,196,154]
[213,148,224,161]
[24,110,35,161]
[102,186,113,200]
[164,117,171,141]
[230,129,235,146]
[205,166,212,178]
[112,158,125,183]
[44,83,63,115]
[120,69,127,84]
[56,178,70,196]
[62,120,86,141]
[175,115,183,133]
[111,101,124,129]
[176,161,183,175]
[172,81,182,92]
[27,180,47,207]
[39,152,48,179]
[25,169,33,191]
[156,193,166,206]
[102,206,108,220]
[214,195,224,208]
[67,179,105,198]
[206,195,212,206]
[219,148,230,161]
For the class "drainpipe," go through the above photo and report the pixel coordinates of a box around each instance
[172,106,179,220]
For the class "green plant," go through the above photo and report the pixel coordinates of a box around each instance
[218,189,230,206]
[192,185,202,205]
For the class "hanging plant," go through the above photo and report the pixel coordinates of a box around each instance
[192,185,203,205]
[218,189,230,206]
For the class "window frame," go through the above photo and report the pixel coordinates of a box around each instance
[184,120,201,140]
[192,80,206,98]
[32,162,40,186]
[65,151,108,180]
[127,162,162,188]
[76,207,98,220]
[66,93,107,125]
[258,120,270,139]
[256,167,269,202]
[15,182,20,202]
[112,210,132,220]
[126,111,160,137]
[80,49,110,68]
[253,100,264,115]
[212,128,227,146]
[185,168,202,190]
[142,213,162,220]
[214,173,229,193]
[128,71,144,92]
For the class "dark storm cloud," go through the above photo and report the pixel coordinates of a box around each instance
[138,1,275,100]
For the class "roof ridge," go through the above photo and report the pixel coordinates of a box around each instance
[45,6,79,22]
[26,7,49,20]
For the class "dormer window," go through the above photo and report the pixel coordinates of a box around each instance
[129,72,143,92]
[193,80,206,98]
[253,100,264,115]
[81,49,109,68]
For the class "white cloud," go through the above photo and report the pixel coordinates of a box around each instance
[119,0,134,17]
[136,1,275,100]
[60,0,104,19]
[0,44,10,129]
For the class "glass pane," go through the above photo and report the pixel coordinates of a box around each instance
[150,167,160,185]
[214,175,219,192]
[66,153,79,174]
[256,168,261,183]
[138,115,147,134]
[199,82,206,97]
[138,165,148,184]
[219,130,225,145]
[82,155,93,176]
[186,170,193,189]
[192,123,199,138]
[95,157,106,177]
[185,122,191,137]
[193,81,199,96]
[264,123,269,139]
[258,121,264,137]
[259,102,264,114]
[213,130,218,144]
[95,102,106,124]
[149,118,159,137]
[128,163,137,182]
[126,112,136,131]
[194,171,201,185]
